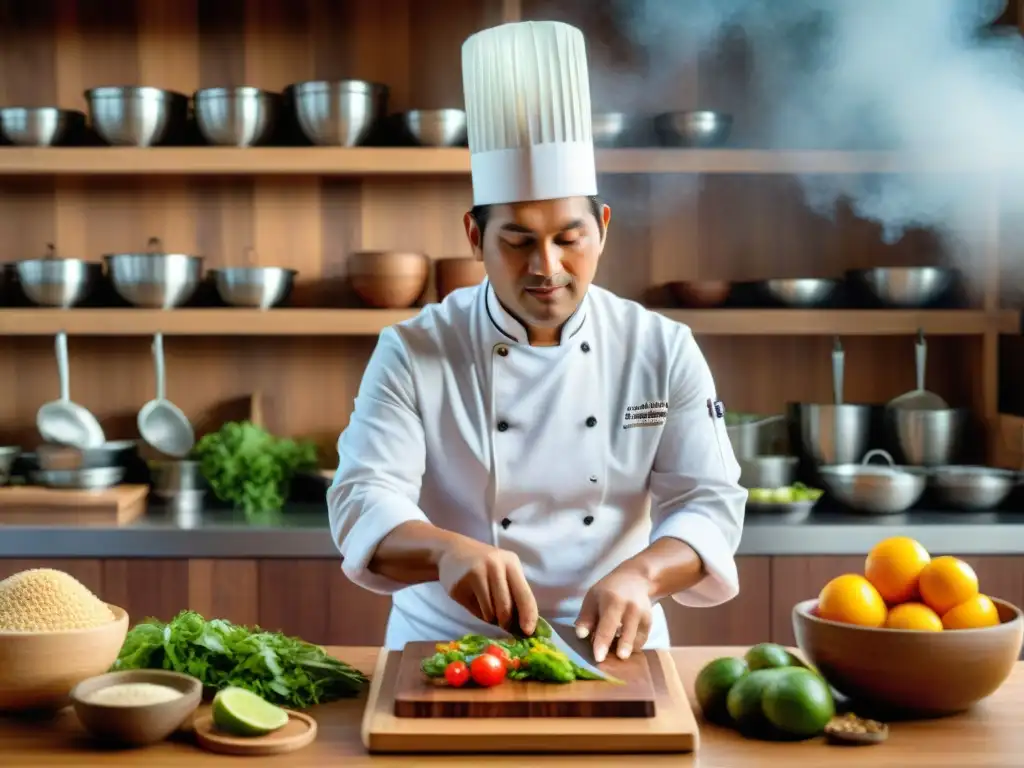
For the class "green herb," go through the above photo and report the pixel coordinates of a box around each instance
[112,610,367,709]
[190,420,318,516]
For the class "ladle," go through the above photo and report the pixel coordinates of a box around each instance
[832,336,844,405]
[888,329,948,410]
[137,332,195,457]
[36,331,106,449]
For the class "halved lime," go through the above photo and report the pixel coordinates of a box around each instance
[211,687,289,737]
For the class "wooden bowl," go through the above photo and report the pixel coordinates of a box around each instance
[0,603,129,712]
[348,251,430,308]
[70,669,202,746]
[667,280,731,307]
[435,257,486,300]
[793,597,1024,717]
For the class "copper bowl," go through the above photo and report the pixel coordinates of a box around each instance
[348,251,429,309]
[435,257,486,300]
[793,597,1024,717]
[667,280,731,308]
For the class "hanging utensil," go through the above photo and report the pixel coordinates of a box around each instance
[36,331,106,449]
[137,332,195,457]
[888,329,948,410]
[832,336,844,405]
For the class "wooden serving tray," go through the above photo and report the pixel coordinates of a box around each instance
[392,640,656,718]
[0,484,149,525]
[362,648,698,754]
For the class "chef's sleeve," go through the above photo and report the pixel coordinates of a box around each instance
[648,325,747,608]
[328,326,431,594]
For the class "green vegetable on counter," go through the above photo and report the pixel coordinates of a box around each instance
[748,482,824,505]
[112,610,368,709]
[190,420,319,516]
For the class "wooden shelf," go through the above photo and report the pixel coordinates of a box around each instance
[0,308,1015,337]
[0,148,999,176]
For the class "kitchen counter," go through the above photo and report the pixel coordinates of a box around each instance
[3,646,1021,766]
[3,501,1024,558]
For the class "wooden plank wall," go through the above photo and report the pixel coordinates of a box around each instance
[0,0,985,460]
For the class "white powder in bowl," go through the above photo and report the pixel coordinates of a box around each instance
[85,682,185,707]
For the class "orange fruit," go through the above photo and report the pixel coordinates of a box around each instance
[942,594,1000,630]
[818,574,887,627]
[884,602,943,631]
[864,536,931,604]
[918,556,979,615]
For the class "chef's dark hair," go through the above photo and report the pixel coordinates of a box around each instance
[469,195,605,237]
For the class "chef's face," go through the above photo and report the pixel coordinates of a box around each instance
[464,196,611,342]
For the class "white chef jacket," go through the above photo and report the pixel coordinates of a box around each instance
[328,280,746,650]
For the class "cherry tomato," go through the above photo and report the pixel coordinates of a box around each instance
[444,660,470,687]
[470,653,507,687]
[484,644,510,666]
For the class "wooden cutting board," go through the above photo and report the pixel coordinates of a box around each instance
[0,484,149,525]
[393,641,656,718]
[363,646,698,754]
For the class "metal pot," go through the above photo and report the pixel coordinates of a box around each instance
[818,448,927,515]
[788,402,873,466]
[929,466,1020,511]
[738,455,798,489]
[104,237,204,309]
[727,414,787,460]
[889,407,969,466]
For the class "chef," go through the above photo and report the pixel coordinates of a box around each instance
[329,20,746,663]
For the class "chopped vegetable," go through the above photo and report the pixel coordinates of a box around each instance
[748,482,824,504]
[420,632,604,685]
[112,610,367,709]
[190,420,319,517]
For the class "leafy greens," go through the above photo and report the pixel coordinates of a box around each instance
[112,610,368,709]
[191,420,319,516]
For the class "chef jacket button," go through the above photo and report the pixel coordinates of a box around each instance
[580,341,591,353]
[589,475,598,483]
[496,345,509,357]
[501,517,512,529]
[586,416,597,428]
[497,420,509,432]
[583,515,595,526]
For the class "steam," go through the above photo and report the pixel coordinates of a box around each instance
[593,0,1024,278]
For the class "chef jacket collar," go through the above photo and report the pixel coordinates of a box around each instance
[483,279,589,346]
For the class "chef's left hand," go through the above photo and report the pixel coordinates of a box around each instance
[574,565,653,663]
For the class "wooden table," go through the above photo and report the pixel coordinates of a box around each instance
[3,646,1023,766]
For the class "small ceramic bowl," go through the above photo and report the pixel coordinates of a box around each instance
[70,669,202,746]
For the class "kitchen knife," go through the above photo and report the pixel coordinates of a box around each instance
[537,617,625,684]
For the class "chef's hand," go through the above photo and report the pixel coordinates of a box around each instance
[575,565,654,662]
[436,536,539,635]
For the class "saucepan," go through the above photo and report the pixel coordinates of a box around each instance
[818,449,927,515]
[726,413,787,460]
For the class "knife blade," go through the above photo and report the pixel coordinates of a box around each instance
[540,617,626,684]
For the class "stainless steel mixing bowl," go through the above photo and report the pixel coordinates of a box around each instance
[759,278,839,308]
[0,107,85,146]
[889,406,969,466]
[213,267,297,309]
[818,449,927,515]
[929,465,1020,511]
[653,110,732,148]
[193,87,280,147]
[85,86,189,147]
[104,238,204,309]
[397,109,466,147]
[846,267,956,308]
[592,112,633,147]
[738,455,799,489]
[15,245,102,308]
[290,79,388,146]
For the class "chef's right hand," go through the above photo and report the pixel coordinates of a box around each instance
[436,536,538,635]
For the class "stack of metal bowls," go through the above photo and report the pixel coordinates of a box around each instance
[27,440,138,490]
[15,244,102,308]
[291,79,388,147]
[193,87,280,147]
[0,107,85,146]
[85,87,189,147]
[104,238,204,309]
[395,109,467,147]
